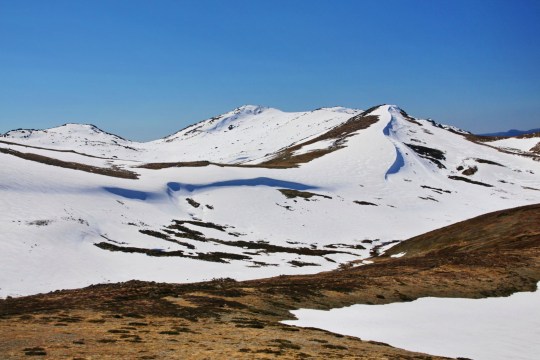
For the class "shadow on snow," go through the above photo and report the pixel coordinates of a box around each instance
[103,177,318,200]
[167,177,319,193]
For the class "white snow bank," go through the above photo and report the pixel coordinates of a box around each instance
[489,137,540,153]
[283,283,540,360]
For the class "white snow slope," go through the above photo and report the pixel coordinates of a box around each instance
[283,282,540,360]
[1,104,540,297]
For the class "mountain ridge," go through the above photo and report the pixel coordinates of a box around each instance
[1,104,539,299]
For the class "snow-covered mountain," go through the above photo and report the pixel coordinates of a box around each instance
[1,104,539,297]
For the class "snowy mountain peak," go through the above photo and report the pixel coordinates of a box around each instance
[232,104,269,115]
[2,123,112,138]
[59,123,101,131]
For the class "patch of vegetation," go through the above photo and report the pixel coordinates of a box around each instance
[322,344,348,350]
[139,229,196,249]
[324,243,365,250]
[181,220,227,231]
[26,220,51,226]
[353,200,377,206]
[186,198,200,208]
[461,166,478,176]
[448,175,493,187]
[94,242,251,263]
[159,330,180,335]
[165,220,352,257]
[288,260,320,267]
[405,143,446,169]
[475,158,504,167]
[232,318,266,329]
[23,347,46,356]
[278,189,332,200]
[419,196,438,202]
[421,185,451,194]
[272,339,301,350]
[97,339,117,343]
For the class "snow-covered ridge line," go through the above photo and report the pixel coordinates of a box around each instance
[1,104,540,297]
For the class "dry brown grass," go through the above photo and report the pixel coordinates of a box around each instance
[0,147,139,179]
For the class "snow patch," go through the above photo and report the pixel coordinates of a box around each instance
[283,283,540,360]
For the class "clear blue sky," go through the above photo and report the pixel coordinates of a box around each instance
[1,0,539,141]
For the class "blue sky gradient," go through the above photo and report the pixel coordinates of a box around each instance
[1,0,539,141]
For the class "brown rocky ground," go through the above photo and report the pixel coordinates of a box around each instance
[1,204,539,359]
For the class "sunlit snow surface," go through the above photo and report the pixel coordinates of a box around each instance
[1,105,540,297]
[283,283,540,360]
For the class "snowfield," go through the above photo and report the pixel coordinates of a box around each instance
[283,282,540,360]
[1,104,540,297]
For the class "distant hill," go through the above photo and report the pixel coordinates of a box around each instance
[478,128,540,137]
